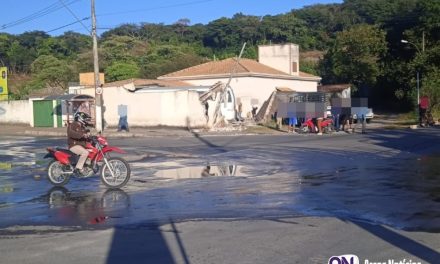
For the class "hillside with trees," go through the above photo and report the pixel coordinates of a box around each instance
[0,0,439,112]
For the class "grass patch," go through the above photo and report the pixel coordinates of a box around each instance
[431,106,440,121]
[397,111,417,124]
[396,107,440,125]
[244,124,283,134]
[260,120,279,130]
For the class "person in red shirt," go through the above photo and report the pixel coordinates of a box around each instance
[419,96,429,126]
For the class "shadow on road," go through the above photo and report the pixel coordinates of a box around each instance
[188,129,243,154]
[364,127,440,154]
[106,219,189,264]
[352,220,440,263]
[190,130,226,152]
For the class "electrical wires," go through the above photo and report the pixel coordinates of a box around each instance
[1,0,81,30]
[3,0,218,34]
[46,17,90,33]
[59,0,91,33]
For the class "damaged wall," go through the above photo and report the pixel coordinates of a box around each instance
[184,76,318,118]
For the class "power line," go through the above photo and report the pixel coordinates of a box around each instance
[46,17,90,33]
[59,0,91,34]
[37,0,218,34]
[1,0,80,30]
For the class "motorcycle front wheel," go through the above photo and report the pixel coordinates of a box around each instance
[299,125,310,134]
[47,160,71,186]
[101,157,131,188]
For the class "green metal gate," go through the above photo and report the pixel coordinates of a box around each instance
[33,100,54,127]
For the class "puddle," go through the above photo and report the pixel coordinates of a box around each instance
[2,144,440,232]
[0,187,131,227]
[154,164,245,179]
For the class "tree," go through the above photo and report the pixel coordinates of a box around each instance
[139,44,206,78]
[17,31,49,49]
[173,18,191,38]
[422,68,440,110]
[30,55,72,90]
[101,24,140,39]
[0,34,12,66]
[36,37,70,58]
[204,17,241,50]
[58,31,92,54]
[320,24,387,95]
[139,23,177,42]
[7,40,36,73]
[105,61,140,82]
[100,35,148,67]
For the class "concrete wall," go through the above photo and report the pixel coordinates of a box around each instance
[258,44,300,76]
[0,100,30,124]
[185,76,318,118]
[78,87,206,127]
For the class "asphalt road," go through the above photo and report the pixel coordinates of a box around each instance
[0,127,439,263]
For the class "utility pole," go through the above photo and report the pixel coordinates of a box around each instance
[212,42,246,125]
[91,0,103,133]
[401,35,425,125]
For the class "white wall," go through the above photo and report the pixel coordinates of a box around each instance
[78,87,206,127]
[258,44,299,76]
[0,100,30,124]
[185,76,318,118]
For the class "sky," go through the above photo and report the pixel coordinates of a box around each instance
[0,0,343,36]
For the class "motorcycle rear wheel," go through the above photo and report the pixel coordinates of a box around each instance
[101,157,131,188]
[47,160,71,186]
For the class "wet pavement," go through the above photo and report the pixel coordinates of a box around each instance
[1,127,440,234]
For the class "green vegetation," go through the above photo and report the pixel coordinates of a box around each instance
[0,0,439,113]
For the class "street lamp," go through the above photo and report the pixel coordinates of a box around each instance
[400,39,421,53]
[401,38,422,124]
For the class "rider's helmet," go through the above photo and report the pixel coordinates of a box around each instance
[74,112,91,125]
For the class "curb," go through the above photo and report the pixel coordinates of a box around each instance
[24,131,66,136]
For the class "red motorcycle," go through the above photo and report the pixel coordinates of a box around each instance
[45,135,131,188]
[300,118,333,134]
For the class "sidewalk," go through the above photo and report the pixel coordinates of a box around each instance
[0,123,284,138]
[2,115,427,138]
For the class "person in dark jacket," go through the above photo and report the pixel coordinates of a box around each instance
[68,112,91,174]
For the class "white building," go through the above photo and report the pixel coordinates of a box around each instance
[76,79,210,127]
[158,43,321,117]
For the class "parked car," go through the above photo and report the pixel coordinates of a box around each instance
[353,108,374,123]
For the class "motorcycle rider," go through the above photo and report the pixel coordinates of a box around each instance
[68,112,91,175]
